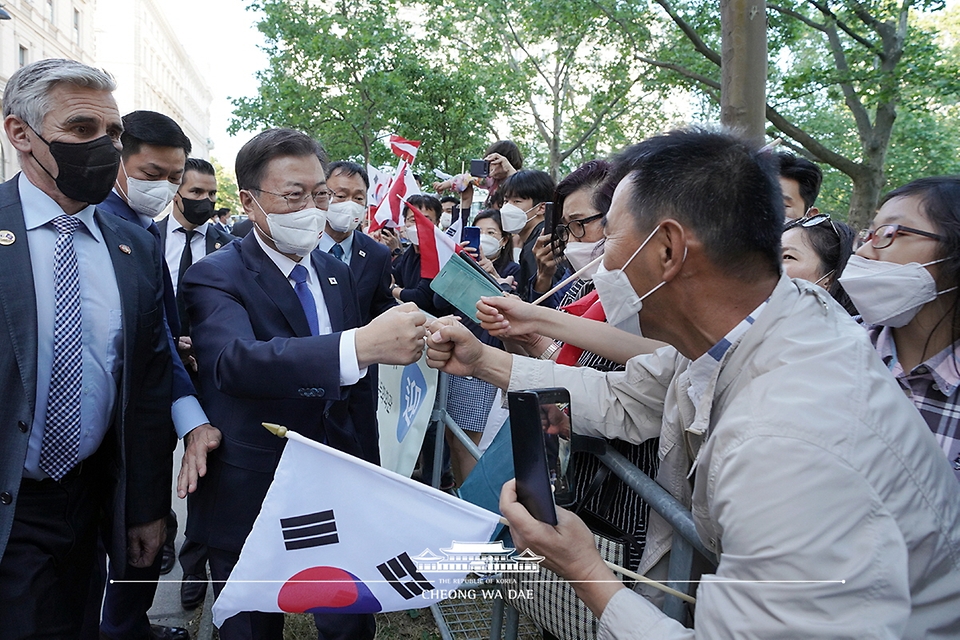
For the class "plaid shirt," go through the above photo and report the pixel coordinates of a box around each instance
[869,325,960,482]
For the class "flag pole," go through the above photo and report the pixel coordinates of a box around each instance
[531,255,603,306]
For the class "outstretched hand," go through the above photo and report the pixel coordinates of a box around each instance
[477,295,546,338]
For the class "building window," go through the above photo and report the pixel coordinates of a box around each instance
[73,9,80,46]
[48,0,54,22]
[19,46,28,68]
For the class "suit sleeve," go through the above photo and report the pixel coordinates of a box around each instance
[125,235,176,526]
[182,256,347,401]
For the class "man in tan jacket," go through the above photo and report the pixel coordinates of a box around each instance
[426,128,960,639]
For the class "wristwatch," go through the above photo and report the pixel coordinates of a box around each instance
[391,247,403,257]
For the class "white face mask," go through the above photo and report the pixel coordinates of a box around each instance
[593,225,683,336]
[119,162,179,218]
[480,233,502,259]
[500,202,536,233]
[564,240,603,280]
[405,224,419,246]
[252,195,326,257]
[325,200,364,233]
[839,255,956,327]
[440,211,453,229]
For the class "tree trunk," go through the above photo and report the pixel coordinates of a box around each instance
[720,0,767,144]
[847,166,884,231]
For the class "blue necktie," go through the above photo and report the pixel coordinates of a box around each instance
[330,243,345,262]
[41,214,84,480]
[290,264,319,336]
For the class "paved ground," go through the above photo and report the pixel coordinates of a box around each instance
[147,440,214,640]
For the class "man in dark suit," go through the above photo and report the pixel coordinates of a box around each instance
[182,128,427,640]
[0,58,175,638]
[157,156,233,610]
[93,111,220,640]
[231,214,254,238]
[318,161,396,324]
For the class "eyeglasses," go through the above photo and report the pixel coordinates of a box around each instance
[857,224,945,250]
[555,212,604,243]
[786,213,839,238]
[255,188,333,212]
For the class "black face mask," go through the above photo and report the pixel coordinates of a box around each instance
[30,127,121,204]
[179,196,215,226]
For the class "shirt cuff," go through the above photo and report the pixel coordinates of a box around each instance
[172,395,209,439]
[340,328,367,386]
[598,588,678,640]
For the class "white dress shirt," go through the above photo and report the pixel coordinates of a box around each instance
[254,232,365,385]
[164,216,208,295]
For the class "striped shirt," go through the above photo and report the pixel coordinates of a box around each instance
[869,325,960,482]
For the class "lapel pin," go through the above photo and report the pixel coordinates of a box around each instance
[358,250,366,257]
[328,277,338,285]
[214,242,222,249]
[0,230,15,246]
[119,244,132,254]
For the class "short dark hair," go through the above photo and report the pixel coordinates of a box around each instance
[439,195,460,206]
[500,169,555,206]
[555,159,614,220]
[486,140,523,171]
[403,194,442,224]
[784,216,857,313]
[880,176,960,337]
[777,152,823,211]
[235,128,328,191]
[327,160,369,189]
[184,157,215,177]
[120,110,191,159]
[610,128,783,279]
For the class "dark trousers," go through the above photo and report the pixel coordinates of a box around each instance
[178,536,208,577]
[83,513,172,639]
[0,467,102,639]
[208,546,376,640]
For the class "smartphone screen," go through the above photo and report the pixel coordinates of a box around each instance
[462,226,481,254]
[508,388,574,525]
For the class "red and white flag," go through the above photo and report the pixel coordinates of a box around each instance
[370,161,421,232]
[389,135,421,164]
[405,198,460,279]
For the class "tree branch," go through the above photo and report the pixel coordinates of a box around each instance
[822,21,874,138]
[768,3,827,32]
[765,103,862,176]
[805,0,883,57]
[651,0,721,66]
[634,55,721,90]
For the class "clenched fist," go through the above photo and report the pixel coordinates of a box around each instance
[356,302,428,367]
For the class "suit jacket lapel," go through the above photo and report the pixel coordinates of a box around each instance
[313,252,345,333]
[242,233,312,337]
[348,231,369,282]
[95,211,140,395]
[0,178,38,417]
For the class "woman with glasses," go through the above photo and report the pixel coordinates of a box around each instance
[531,160,611,309]
[782,213,858,314]
[842,176,960,481]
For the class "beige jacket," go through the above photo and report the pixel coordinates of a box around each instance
[509,276,960,639]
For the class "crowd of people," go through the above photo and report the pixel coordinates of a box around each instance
[0,57,958,640]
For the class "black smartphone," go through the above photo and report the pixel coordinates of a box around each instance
[542,202,556,237]
[509,388,574,525]
[470,159,490,178]
[462,226,481,253]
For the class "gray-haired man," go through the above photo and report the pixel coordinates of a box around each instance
[0,58,175,637]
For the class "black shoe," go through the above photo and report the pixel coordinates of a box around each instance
[149,625,189,640]
[159,537,177,575]
[180,573,208,610]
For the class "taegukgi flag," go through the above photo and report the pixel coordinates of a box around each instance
[211,431,501,627]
